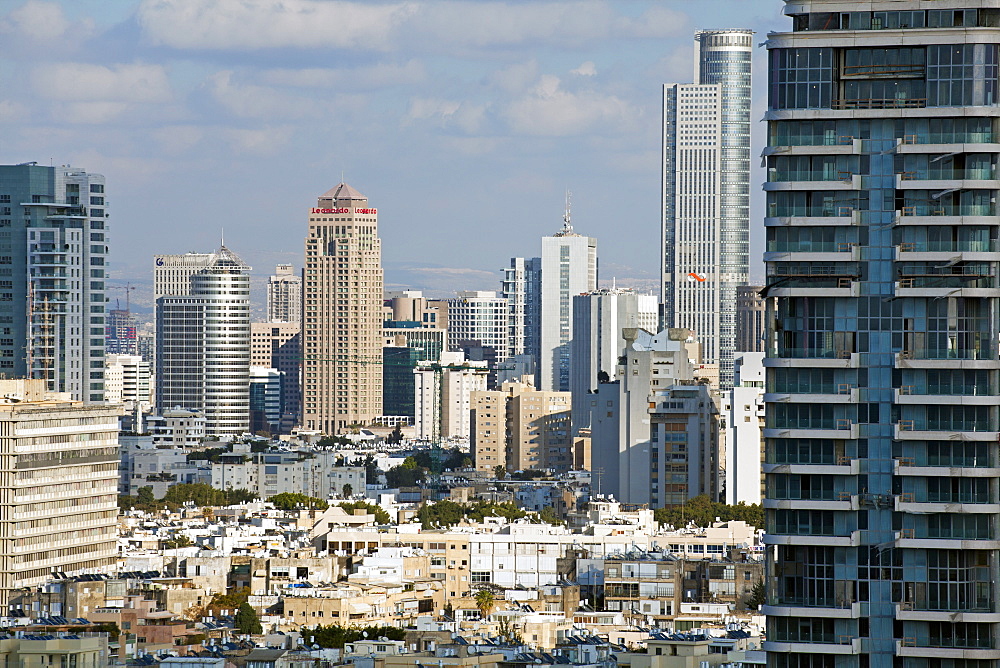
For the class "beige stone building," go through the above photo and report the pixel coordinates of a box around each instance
[471,376,572,473]
[251,321,302,429]
[302,182,383,435]
[281,579,444,628]
[0,633,109,667]
[0,379,120,614]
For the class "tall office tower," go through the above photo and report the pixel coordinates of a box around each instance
[569,288,659,434]
[662,29,753,389]
[501,257,541,360]
[155,247,251,437]
[249,366,282,434]
[735,285,766,353]
[471,375,572,473]
[105,309,138,355]
[250,321,301,432]
[763,4,1000,665]
[0,379,119,614]
[303,183,383,435]
[446,291,509,362]
[0,164,108,401]
[267,263,302,323]
[539,205,597,391]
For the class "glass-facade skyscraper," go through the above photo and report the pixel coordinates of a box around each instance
[763,2,1000,666]
[662,29,752,388]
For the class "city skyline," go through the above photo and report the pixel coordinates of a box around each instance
[0,1,784,290]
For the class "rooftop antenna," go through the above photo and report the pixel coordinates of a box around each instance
[562,190,573,234]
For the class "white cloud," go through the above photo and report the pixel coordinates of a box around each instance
[137,0,416,51]
[32,63,172,103]
[223,126,294,155]
[51,102,130,125]
[487,60,539,94]
[136,0,687,52]
[259,61,427,89]
[407,98,487,134]
[0,100,27,123]
[503,75,632,136]
[206,70,370,121]
[1,1,69,39]
[571,61,597,77]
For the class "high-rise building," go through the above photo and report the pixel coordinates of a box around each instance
[446,291,509,362]
[385,290,448,330]
[105,309,138,356]
[735,285,765,353]
[591,328,720,506]
[104,353,152,411]
[539,206,597,391]
[413,351,489,441]
[0,164,109,402]
[302,183,383,434]
[471,376,572,474]
[763,4,1000,664]
[570,288,659,434]
[501,257,541,360]
[725,351,763,505]
[267,263,302,323]
[250,321,301,432]
[0,379,119,614]
[154,247,251,437]
[661,29,753,388]
[249,366,282,434]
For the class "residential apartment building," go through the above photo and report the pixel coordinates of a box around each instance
[539,210,597,391]
[0,164,109,402]
[725,352,763,505]
[250,321,301,432]
[302,183,383,435]
[570,289,659,434]
[154,247,251,437]
[662,30,753,388]
[592,329,721,506]
[762,3,1000,664]
[502,257,541,360]
[267,263,302,323]
[413,351,489,440]
[105,308,138,356]
[735,286,765,354]
[0,379,119,614]
[471,375,572,473]
[446,291,508,362]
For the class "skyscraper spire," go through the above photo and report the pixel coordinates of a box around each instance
[562,190,573,234]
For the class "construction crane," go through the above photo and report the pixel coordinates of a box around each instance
[107,282,137,311]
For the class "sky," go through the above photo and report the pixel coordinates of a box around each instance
[0,0,787,302]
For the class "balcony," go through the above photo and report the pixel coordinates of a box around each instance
[763,458,860,476]
[894,387,1000,406]
[762,638,859,655]
[764,242,861,263]
[764,174,858,191]
[895,640,1000,660]
[896,350,1000,370]
[899,204,995,218]
[895,240,999,263]
[766,350,861,369]
[894,420,997,442]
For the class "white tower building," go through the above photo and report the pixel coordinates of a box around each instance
[539,200,597,391]
[267,263,302,323]
[154,246,251,438]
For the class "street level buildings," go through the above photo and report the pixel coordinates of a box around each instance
[763,3,1000,664]
[0,164,109,402]
[662,30,753,388]
[154,247,251,437]
[302,183,383,435]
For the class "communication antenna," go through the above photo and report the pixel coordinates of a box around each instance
[562,190,573,234]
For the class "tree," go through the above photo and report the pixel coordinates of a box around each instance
[744,580,766,611]
[305,624,404,649]
[401,456,418,469]
[163,534,193,549]
[494,465,507,479]
[341,483,353,497]
[268,492,329,511]
[384,464,425,488]
[234,601,262,635]
[475,589,496,619]
[137,486,155,506]
[387,424,403,445]
[338,501,391,525]
[537,506,563,525]
[652,495,763,530]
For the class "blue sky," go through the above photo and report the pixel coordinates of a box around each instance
[0,0,786,297]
